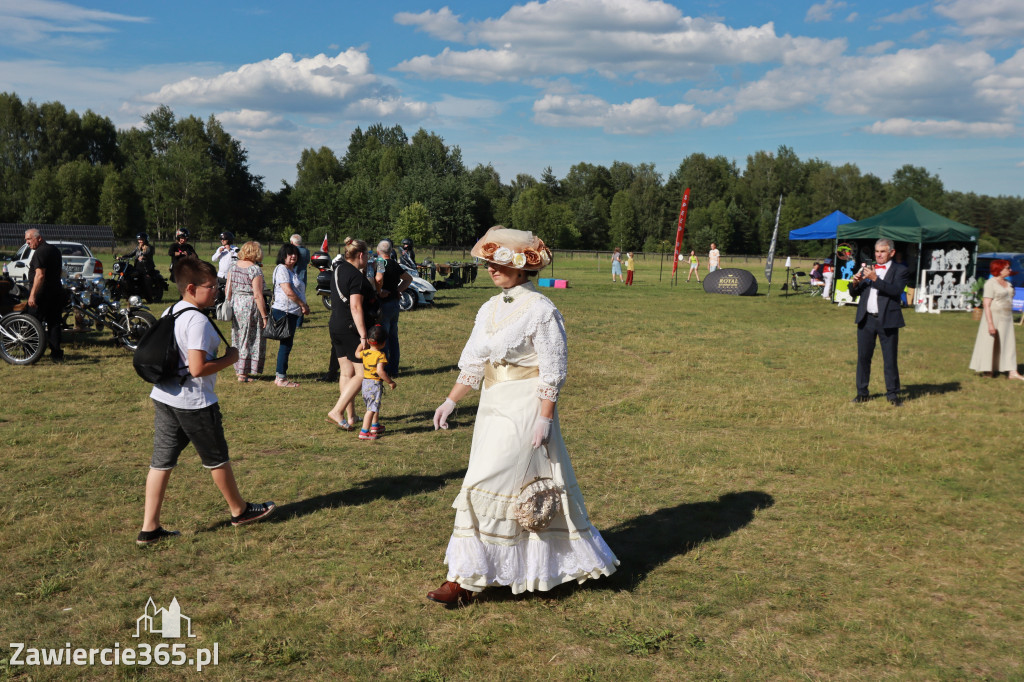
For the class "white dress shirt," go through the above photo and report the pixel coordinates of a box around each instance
[866,263,889,314]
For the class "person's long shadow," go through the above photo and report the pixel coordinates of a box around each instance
[528,491,773,598]
[903,382,960,401]
[263,468,467,524]
[398,364,460,377]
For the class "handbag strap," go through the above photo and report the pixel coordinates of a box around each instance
[518,443,554,493]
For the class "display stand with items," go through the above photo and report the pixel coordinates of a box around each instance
[914,247,975,313]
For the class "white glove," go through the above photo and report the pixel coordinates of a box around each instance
[531,416,553,448]
[433,398,456,430]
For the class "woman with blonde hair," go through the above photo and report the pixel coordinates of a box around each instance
[326,237,377,429]
[228,241,268,382]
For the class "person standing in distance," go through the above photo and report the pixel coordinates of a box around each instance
[212,231,239,281]
[24,228,66,362]
[848,239,908,406]
[290,234,311,328]
[708,243,720,273]
[168,229,196,284]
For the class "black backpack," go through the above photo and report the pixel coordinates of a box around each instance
[133,303,228,383]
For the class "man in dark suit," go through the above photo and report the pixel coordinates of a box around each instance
[849,238,908,406]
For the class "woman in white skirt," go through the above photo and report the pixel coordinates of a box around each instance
[969,259,1024,380]
[429,226,619,606]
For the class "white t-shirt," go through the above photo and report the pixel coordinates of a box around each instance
[708,248,720,267]
[150,302,221,409]
[212,245,239,278]
[273,264,305,314]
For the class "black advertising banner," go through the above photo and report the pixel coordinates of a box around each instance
[703,268,758,296]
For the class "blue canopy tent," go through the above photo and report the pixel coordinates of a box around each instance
[787,210,855,241]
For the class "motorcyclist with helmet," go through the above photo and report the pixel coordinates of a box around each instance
[399,238,417,270]
[128,232,158,301]
[168,228,196,283]
[212,231,239,280]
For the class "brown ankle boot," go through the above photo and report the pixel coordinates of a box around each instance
[426,581,473,606]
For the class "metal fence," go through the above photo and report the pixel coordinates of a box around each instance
[0,224,116,250]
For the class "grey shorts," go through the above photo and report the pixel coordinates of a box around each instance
[361,379,383,413]
[151,400,230,470]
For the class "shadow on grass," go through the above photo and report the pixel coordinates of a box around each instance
[260,468,468,525]
[903,381,961,401]
[396,364,460,377]
[596,490,774,590]
[480,490,774,602]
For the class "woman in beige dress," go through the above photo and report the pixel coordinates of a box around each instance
[969,259,1024,379]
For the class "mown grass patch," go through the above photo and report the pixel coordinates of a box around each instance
[1,254,1022,679]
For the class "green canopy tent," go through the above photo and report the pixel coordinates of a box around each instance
[836,197,980,243]
[830,198,980,310]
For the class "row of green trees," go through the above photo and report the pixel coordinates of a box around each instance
[2,92,1022,254]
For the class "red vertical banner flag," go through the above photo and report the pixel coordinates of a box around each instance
[671,188,691,276]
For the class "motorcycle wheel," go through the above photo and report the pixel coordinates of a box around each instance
[117,310,157,351]
[398,290,416,312]
[0,313,46,365]
[321,294,332,311]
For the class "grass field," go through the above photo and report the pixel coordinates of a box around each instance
[2,253,1022,681]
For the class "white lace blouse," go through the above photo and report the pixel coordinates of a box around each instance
[456,282,568,402]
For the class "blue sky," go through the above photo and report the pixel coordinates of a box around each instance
[1,0,1022,199]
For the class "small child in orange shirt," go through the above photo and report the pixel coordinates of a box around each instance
[358,325,397,440]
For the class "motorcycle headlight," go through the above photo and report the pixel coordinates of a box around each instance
[128,295,142,307]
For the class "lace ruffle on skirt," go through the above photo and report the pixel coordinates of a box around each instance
[443,375,619,593]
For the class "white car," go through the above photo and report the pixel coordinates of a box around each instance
[6,241,104,287]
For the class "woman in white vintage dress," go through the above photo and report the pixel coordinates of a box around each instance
[428,226,618,606]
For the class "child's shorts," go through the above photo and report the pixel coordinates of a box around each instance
[151,400,230,470]
[361,378,383,412]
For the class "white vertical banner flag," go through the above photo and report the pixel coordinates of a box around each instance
[764,195,783,284]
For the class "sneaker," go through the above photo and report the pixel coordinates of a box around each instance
[370,423,385,436]
[231,501,276,526]
[136,527,181,546]
[358,430,378,441]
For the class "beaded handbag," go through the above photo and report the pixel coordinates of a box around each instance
[512,446,562,532]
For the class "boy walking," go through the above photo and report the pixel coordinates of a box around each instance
[138,257,275,545]
[358,325,397,441]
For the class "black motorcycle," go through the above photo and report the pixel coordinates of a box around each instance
[0,277,44,365]
[64,278,156,351]
[108,256,168,303]
[311,251,335,310]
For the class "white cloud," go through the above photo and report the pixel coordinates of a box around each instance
[532,93,712,134]
[824,45,1000,121]
[845,12,858,22]
[860,41,894,55]
[864,118,1015,137]
[432,96,504,118]
[141,49,433,119]
[806,0,848,23]
[877,4,927,24]
[695,42,1024,137]
[216,109,296,132]
[394,7,466,41]
[0,0,148,46]
[394,0,846,82]
[935,0,1024,40]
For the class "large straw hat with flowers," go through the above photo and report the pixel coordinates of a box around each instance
[471,225,552,271]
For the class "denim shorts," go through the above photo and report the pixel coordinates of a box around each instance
[151,400,230,470]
